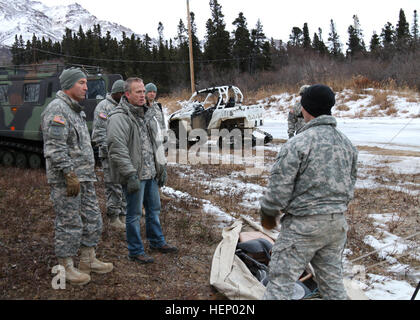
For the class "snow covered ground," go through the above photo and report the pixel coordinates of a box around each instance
[165,88,420,300]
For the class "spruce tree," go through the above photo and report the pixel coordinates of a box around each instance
[302,23,311,49]
[411,10,418,50]
[251,19,269,72]
[289,27,303,47]
[232,12,252,72]
[204,0,232,70]
[346,15,366,58]
[328,19,343,58]
[396,8,411,51]
[369,31,381,57]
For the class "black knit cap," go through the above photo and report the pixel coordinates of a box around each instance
[301,84,335,117]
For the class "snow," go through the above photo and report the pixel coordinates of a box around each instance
[0,0,138,46]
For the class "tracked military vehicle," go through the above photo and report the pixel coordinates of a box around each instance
[0,63,122,168]
[168,85,273,148]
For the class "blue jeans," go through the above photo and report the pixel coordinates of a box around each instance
[123,179,166,256]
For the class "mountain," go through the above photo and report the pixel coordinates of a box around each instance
[0,0,140,47]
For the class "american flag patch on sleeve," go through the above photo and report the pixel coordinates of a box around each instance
[53,115,65,125]
[99,112,107,120]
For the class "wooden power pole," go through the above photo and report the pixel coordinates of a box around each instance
[186,0,195,93]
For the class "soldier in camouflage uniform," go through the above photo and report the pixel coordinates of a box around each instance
[287,85,310,139]
[145,83,171,202]
[260,84,358,300]
[92,79,127,230]
[41,67,113,286]
[107,77,177,265]
[145,83,167,142]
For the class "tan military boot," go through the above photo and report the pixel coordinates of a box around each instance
[79,246,113,275]
[109,216,125,230]
[119,215,126,224]
[57,257,91,286]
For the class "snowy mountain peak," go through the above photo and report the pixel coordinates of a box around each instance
[0,0,139,46]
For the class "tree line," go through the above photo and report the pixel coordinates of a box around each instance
[9,0,420,93]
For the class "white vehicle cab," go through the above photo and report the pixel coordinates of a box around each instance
[168,85,273,147]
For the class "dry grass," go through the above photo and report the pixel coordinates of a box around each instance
[1,142,419,298]
[356,146,420,158]
[0,167,224,300]
[335,105,350,112]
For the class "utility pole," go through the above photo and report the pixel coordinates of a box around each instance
[186,0,195,93]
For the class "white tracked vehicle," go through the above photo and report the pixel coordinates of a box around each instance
[168,85,273,148]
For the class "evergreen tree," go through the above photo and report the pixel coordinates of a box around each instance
[189,12,202,70]
[411,10,418,50]
[174,18,189,85]
[11,35,26,65]
[204,0,232,70]
[346,15,366,58]
[328,19,343,58]
[381,22,395,46]
[175,19,188,47]
[289,27,303,47]
[232,12,252,72]
[396,8,411,50]
[251,19,270,72]
[369,31,381,56]
[313,29,328,55]
[302,23,311,49]
[380,21,395,59]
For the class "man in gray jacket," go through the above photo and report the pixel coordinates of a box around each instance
[107,77,177,264]
[92,79,127,230]
[287,85,309,139]
[41,67,113,286]
[260,84,358,300]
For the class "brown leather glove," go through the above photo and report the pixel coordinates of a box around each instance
[64,171,80,197]
[260,208,277,230]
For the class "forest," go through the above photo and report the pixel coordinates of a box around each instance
[9,0,420,93]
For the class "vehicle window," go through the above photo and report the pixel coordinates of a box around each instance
[47,82,53,97]
[87,79,106,100]
[0,84,8,103]
[24,83,40,102]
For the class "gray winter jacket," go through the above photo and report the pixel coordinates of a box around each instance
[106,96,166,185]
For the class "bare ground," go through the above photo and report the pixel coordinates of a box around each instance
[0,145,419,299]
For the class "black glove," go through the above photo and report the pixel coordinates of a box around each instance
[127,175,141,194]
[158,167,167,188]
[288,133,294,139]
[260,207,277,230]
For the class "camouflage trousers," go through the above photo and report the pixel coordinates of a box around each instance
[101,158,126,218]
[263,213,348,300]
[50,182,103,258]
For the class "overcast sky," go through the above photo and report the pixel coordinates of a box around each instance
[38,0,418,47]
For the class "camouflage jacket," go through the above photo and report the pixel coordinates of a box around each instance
[41,91,96,184]
[91,94,119,158]
[107,96,166,185]
[260,115,358,217]
[287,101,306,137]
[148,101,166,134]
